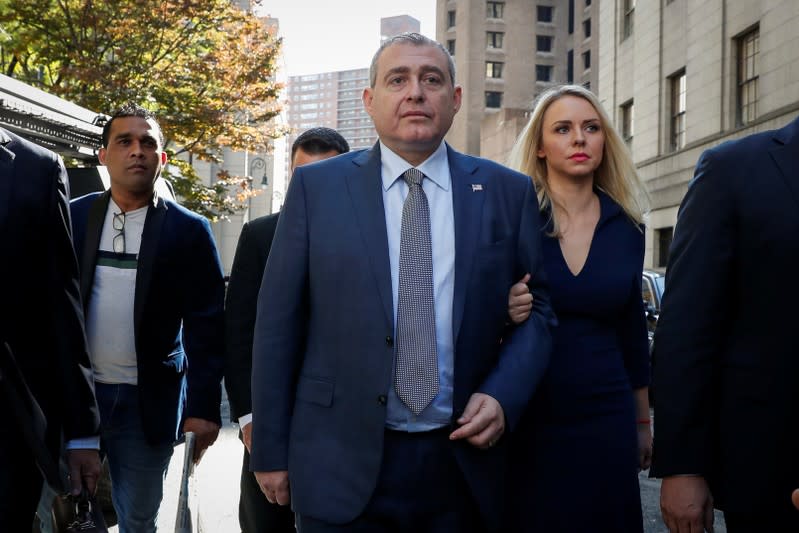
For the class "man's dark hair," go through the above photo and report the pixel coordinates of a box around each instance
[102,102,164,148]
[290,127,350,161]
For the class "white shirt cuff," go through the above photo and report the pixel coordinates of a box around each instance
[66,437,101,450]
[238,413,253,428]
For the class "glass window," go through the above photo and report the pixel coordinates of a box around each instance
[737,26,759,125]
[537,5,554,23]
[486,1,504,19]
[536,64,552,82]
[486,61,504,79]
[623,0,635,39]
[670,70,686,151]
[582,50,591,70]
[485,91,503,108]
[447,10,456,28]
[567,49,573,82]
[537,35,553,52]
[487,31,504,49]
[621,100,634,144]
[447,39,456,56]
[583,18,591,38]
[657,227,674,268]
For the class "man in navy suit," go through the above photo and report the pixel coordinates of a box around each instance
[0,127,101,530]
[70,104,225,533]
[225,127,349,533]
[250,33,554,532]
[652,115,799,532]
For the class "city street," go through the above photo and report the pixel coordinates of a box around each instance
[107,396,727,532]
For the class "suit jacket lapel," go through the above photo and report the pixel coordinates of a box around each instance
[80,191,111,307]
[769,118,799,209]
[346,144,394,326]
[449,146,485,342]
[134,196,166,337]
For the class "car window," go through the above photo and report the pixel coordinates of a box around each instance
[642,277,655,307]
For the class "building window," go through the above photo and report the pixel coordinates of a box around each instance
[582,50,591,70]
[567,49,574,82]
[447,39,456,56]
[568,0,574,33]
[670,70,686,151]
[486,1,504,19]
[621,100,634,144]
[447,10,456,28]
[536,64,553,82]
[583,18,591,38]
[737,26,759,125]
[485,91,503,108]
[538,5,554,23]
[537,35,553,52]
[623,0,635,39]
[487,31,504,49]
[586,0,592,5]
[486,61,504,79]
[657,227,674,268]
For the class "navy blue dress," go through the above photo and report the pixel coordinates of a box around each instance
[507,190,649,532]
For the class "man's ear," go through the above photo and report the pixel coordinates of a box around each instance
[160,151,168,165]
[98,147,107,165]
[362,87,374,116]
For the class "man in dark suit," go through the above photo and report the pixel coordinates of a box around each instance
[652,115,799,532]
[69,104,225,533]
[0,127,101,530]
[250,33,554,532]
[225,127,349,533]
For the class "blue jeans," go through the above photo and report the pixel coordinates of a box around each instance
[96,383,174,533]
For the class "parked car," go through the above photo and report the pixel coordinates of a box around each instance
[642,269,665,404]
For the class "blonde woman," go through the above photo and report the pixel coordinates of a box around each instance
[505,85,651,532]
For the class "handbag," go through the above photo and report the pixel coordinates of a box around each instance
[59,489,109,533]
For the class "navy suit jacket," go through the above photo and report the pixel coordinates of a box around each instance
[651,116,799,514]
[250,144,554,527]
[70,190,225,445]
[0,128,99,458]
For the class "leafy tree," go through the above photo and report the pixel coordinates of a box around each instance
[0,0,284,220]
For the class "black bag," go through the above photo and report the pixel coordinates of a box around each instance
[58,489,108,533]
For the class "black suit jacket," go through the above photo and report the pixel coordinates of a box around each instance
[225,212,280,422]
[0,127,99,457]
[70,190,226,445]
[651,115,799,514]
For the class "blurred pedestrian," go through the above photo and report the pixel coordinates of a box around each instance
[69,103,226,533]
[249,32,554,532]
[651,115,799,532]
[225,127,349,533]
[506,84,651,532]
[0,127,101,530]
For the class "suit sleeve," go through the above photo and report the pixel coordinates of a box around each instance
[48,155,100,441]
[618,233,650,389]
[224,222,268,422]
[250,171,309,472]
[650,149,735,478]
[478,177,555,431]
[181,218,226,425]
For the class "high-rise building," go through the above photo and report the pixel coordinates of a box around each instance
[598,0,799,268]
[437,0,599,158]
[380,15,421,42]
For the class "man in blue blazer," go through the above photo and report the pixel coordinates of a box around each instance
[652,115,799,532]
[70,104,225,533]
[251,33,554,532]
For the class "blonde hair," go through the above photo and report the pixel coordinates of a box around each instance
[507,85,648,236]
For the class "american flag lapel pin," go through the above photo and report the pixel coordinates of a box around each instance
[471,184,483,192]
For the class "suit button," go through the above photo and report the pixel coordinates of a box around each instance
[377,395,387,405]
[385,336,393,347]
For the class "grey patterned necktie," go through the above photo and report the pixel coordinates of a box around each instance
[395,167,439,415]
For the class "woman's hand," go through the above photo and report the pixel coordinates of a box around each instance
[508,273,533,324]
[638,422,653,471]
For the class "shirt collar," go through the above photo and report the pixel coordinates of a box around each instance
[380,141,450,192]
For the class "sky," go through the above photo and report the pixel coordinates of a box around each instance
[256,0,438,77]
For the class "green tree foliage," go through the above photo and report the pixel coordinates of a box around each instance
[0,0,284,220]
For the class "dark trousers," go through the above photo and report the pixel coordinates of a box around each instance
[240,447,296,532]
[0,433,44,531]
[725,508,799,533]
[296,428,484,533]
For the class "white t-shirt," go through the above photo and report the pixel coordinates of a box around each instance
[85,198,148,385]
